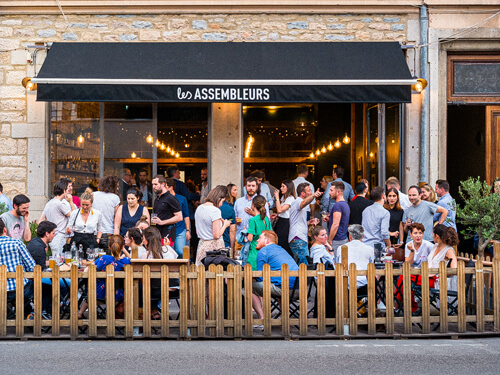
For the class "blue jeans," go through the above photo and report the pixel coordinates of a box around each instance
[174,228,187,257]
[289,239,309,265]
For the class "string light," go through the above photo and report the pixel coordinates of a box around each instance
[167,146,171,152]
[343,133,350,144]
[146,134,153,143]
[309,152,315,158]
[369,152,374,158]
[175,152,180,158]
[77,134,84,143]
[160,142,166,150]
[131,152,136,158]
[334,138,341,148]
[327,142,333,151]
[315,148,321,156]
[321,145,327,153]
[245,135,254,158]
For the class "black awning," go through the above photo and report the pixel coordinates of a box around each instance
[34,42,414,103]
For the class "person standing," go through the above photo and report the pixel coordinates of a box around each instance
[114,188,150,237]
[92,176,121,250]
[324,181,350,255]
[321,166,354,213]
[246,195,272,270]
[0,194,31,242]
[39,179,73,253]
[348,182,374,225]
[288,182,323,265]
[272,179,295,256]
[194,185,231,265]
[199,168,209,204]
[234,177,270,239]
[402,185,448,242]
[0,182,13,212]
[151,174,182,243]
[220,185,236,251]
[243,170,274,209]
[137,168,153,207]
[119,168,134,203]
[168,179,191,257]
[386,176,411,210]
[362,186,391,249]
[421,184,437,203]
[434,180,457,230]
[384,187,405,245]
[293,164,316,219]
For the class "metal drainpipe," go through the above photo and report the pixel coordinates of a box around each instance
[419,3,429,184]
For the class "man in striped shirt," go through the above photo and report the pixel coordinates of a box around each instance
[0,217,36,316]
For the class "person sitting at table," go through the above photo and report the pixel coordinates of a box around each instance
[124,227,147,258]
[335,224,375,295]
[135,216,150,232]
[309,226,335,266]
[78,235,131,318]
[251,230,299,326]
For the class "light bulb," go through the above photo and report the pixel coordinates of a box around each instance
[309,152,315,158]
[334,138,341,148]
[375,137,379,144]
[146,134,153,143]
[343,133,350,144]
[77,134,84,143]
[156,140,160,147]
[321,145,327,153]
[369,152,374,158]
[327,142,333,151]
[175,152,180,158]
[131,152,136,158]
[315,149,321,156]
[160,143,166,150]
[167,146,171,152]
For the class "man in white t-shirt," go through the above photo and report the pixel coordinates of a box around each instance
[92,176,121,248]
[39,179,74,253]
[292,164,316,219]
[288,182,323,265]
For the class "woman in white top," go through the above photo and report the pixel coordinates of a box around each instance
[66,189,103,250]
[194,185,231,265]
[271,179,296,256]
[405,222,434,268]
[309,226,334,265]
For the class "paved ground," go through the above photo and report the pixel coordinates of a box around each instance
[1,338,499,374]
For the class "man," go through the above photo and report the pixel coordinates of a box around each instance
[434,179,457,230]
[402,185,448,242]
[152,174,182,242]
[137,169,153,207]
[27,221,56,270]
[119,168,134,203]
[199,168,209,204]
[167,178,191,257]
[324,181,350,255]
[0,182,13,211]
[386,176,411,210]
[39,179,73,254]
[321,166,355,213]
[0,217,36,316]
[361,186,391,249]
[243,170,274,208]
[335,224,375,293]
[348,182,374,225]
[288,182,323,264]
[251,230,299,322]
[293,164,316,219]
[0,194,31,242]
[234,177,270,239]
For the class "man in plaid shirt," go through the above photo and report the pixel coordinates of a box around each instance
[0,217,35,315]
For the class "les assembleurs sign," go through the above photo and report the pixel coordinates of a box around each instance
[177,87,271,101]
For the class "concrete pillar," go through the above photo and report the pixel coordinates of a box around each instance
[208,103,243,196]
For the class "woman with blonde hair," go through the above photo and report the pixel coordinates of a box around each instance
[421,184,437,203]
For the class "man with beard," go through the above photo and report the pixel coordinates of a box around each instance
[234,177,270,239]
[199,168,209,204]
[137,168,152,207]
[0,194,31,242]
[151,175,182,242]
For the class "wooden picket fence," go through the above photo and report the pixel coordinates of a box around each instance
[0,251,499,339]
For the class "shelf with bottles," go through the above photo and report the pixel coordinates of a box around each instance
[53,157,99,175]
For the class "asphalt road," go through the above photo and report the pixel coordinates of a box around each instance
[1,338,499,375]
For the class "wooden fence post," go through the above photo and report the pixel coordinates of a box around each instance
[33,265,42,337]
[179,264,189,338]
[316,263,326,336]
[244,264,253,337]
[493,258,500,331]
[475,260,485,332]
[262,264,272,337]
[457,261,466,333]
[299,263,308,337]
[341,245,349,328]
[105,264,115,338]
[233,265,243,338]
[367,263,376,335]
[88,264,97,338]
[0,265,6,337]
[15,265,24,338]
[142,265,151,338]
[197,265,206,338]
[280,264,290,338]
[70,265,79,339]
[348,263,357,336]
[161,265,170,338]
[420,262,430,334]
[215,264,225,338]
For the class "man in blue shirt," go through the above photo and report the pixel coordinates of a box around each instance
[321,166,355,213]
[168,178,191,257]
[434,180,457,231]
[251,230,299,322]
[361,186,391,249]
[0,182,12,212]
[243,170,274,209]
[234,177,269,239]
[0,217,36,317]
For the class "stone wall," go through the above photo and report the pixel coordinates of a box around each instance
[0,12,408,205]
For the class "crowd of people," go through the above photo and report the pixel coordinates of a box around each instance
[0,163,462,321]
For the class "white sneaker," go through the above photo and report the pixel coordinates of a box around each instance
[377,301,386,310]
[253,324,264,331]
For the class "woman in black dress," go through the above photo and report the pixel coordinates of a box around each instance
[384,187,404,246]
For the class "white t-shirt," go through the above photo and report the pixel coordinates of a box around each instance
[42,197,71,234]
[288,197,308,243]
[278,196,295,219]
[92,191,120,234]
[404,240,434,268]
[195,204,222,241]
[140,246,178,260]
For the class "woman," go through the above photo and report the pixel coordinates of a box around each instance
[194,185,231,265]
[114,188,150,236]
[124,227,147,258]
[92,176,120,250]
[246,195,272,270]
[140,226,177,260]
[66,189,103,251]
[226,183,238,207]
[135,216,150,231]
[272,179,296,256]
[428,224,458,269]
[421,184,437,203]
[320,175,333,192]
[383,187,404,246]
[310,226,335,265]
[77,235,131,318]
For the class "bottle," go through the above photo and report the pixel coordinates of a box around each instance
[78,244,84,261]
[70,242,77,261]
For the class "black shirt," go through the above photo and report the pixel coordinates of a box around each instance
[388,208,404,233]
[153,191,182,240]
[26,237,47,270]
[348,196,374,225]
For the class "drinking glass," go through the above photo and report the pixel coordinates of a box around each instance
[65,252,72,264]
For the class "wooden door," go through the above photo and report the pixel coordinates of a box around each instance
[486,106,500,185]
